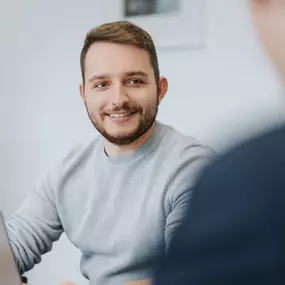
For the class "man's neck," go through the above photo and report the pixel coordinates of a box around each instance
[104,124,156,157]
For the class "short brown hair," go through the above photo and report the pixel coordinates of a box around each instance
[80,21,160,86]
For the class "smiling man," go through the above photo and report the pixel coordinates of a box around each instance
[5,21,216,285]
[80,38,164,157]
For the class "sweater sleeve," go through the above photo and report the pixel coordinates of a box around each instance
[5,165,64,274]
[164,144,216,251]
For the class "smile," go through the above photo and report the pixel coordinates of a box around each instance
[106,111,137,123]
[108,112,135,118]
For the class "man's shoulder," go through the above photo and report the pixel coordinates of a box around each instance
[154,122,217,200]
[156,122,217,162]
[46,136,102,179]
[61,136,101,165]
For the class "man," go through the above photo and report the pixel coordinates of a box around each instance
[6,21,216,285]
[153,0,285,284]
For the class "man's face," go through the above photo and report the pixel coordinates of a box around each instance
[251,0,285,80]
[80,42,167,146]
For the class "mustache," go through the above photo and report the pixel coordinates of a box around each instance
[103,105,142,115]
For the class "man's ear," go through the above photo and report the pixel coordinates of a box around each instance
[79,83,85,102]
[158,76,168,105]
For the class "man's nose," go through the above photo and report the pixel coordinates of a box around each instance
[111,84,130,108]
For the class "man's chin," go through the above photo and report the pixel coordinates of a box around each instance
[104,132,139,145]
[104,125,139,138]
[96,118,155,146]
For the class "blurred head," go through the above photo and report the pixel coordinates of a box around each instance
[79,21,168,146]
[251,0,285,81]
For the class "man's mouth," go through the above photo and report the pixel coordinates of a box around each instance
[108,112,136,118]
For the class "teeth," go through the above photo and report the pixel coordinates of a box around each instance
[110,112,132,118]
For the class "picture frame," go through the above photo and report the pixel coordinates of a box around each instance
[103,0,206,50]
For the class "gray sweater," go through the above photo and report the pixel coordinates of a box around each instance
[6,122,216,285]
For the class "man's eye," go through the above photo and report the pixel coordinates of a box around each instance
[94,82,108,88]
[127,79,143,85]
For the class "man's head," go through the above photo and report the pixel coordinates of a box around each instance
[79,21,168,146]
[251,0,285,80]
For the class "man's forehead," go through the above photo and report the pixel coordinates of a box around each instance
[85,42,151,64]
[86,41,148,57]
[85,56,153,78]
[84,42,154,80]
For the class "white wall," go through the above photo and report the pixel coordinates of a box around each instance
[0,0,284,284]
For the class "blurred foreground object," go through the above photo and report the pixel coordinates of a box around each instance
[153,0,285,284]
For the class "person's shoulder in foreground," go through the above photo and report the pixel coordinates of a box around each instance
[153,124,285,285]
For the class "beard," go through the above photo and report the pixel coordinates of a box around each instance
[85,99,158,146]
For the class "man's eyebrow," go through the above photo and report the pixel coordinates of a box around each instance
[124,71,148,79]
[87,71,149,83]
[88,74,110,83]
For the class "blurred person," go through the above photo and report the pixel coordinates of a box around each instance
[5,21,216,285]
[153,0,285,284]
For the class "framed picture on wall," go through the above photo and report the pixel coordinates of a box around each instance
[103,0,206,49]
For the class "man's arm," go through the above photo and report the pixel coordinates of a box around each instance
[6,167,63,274]
[164,146,217,250]
[123,148,216,285]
